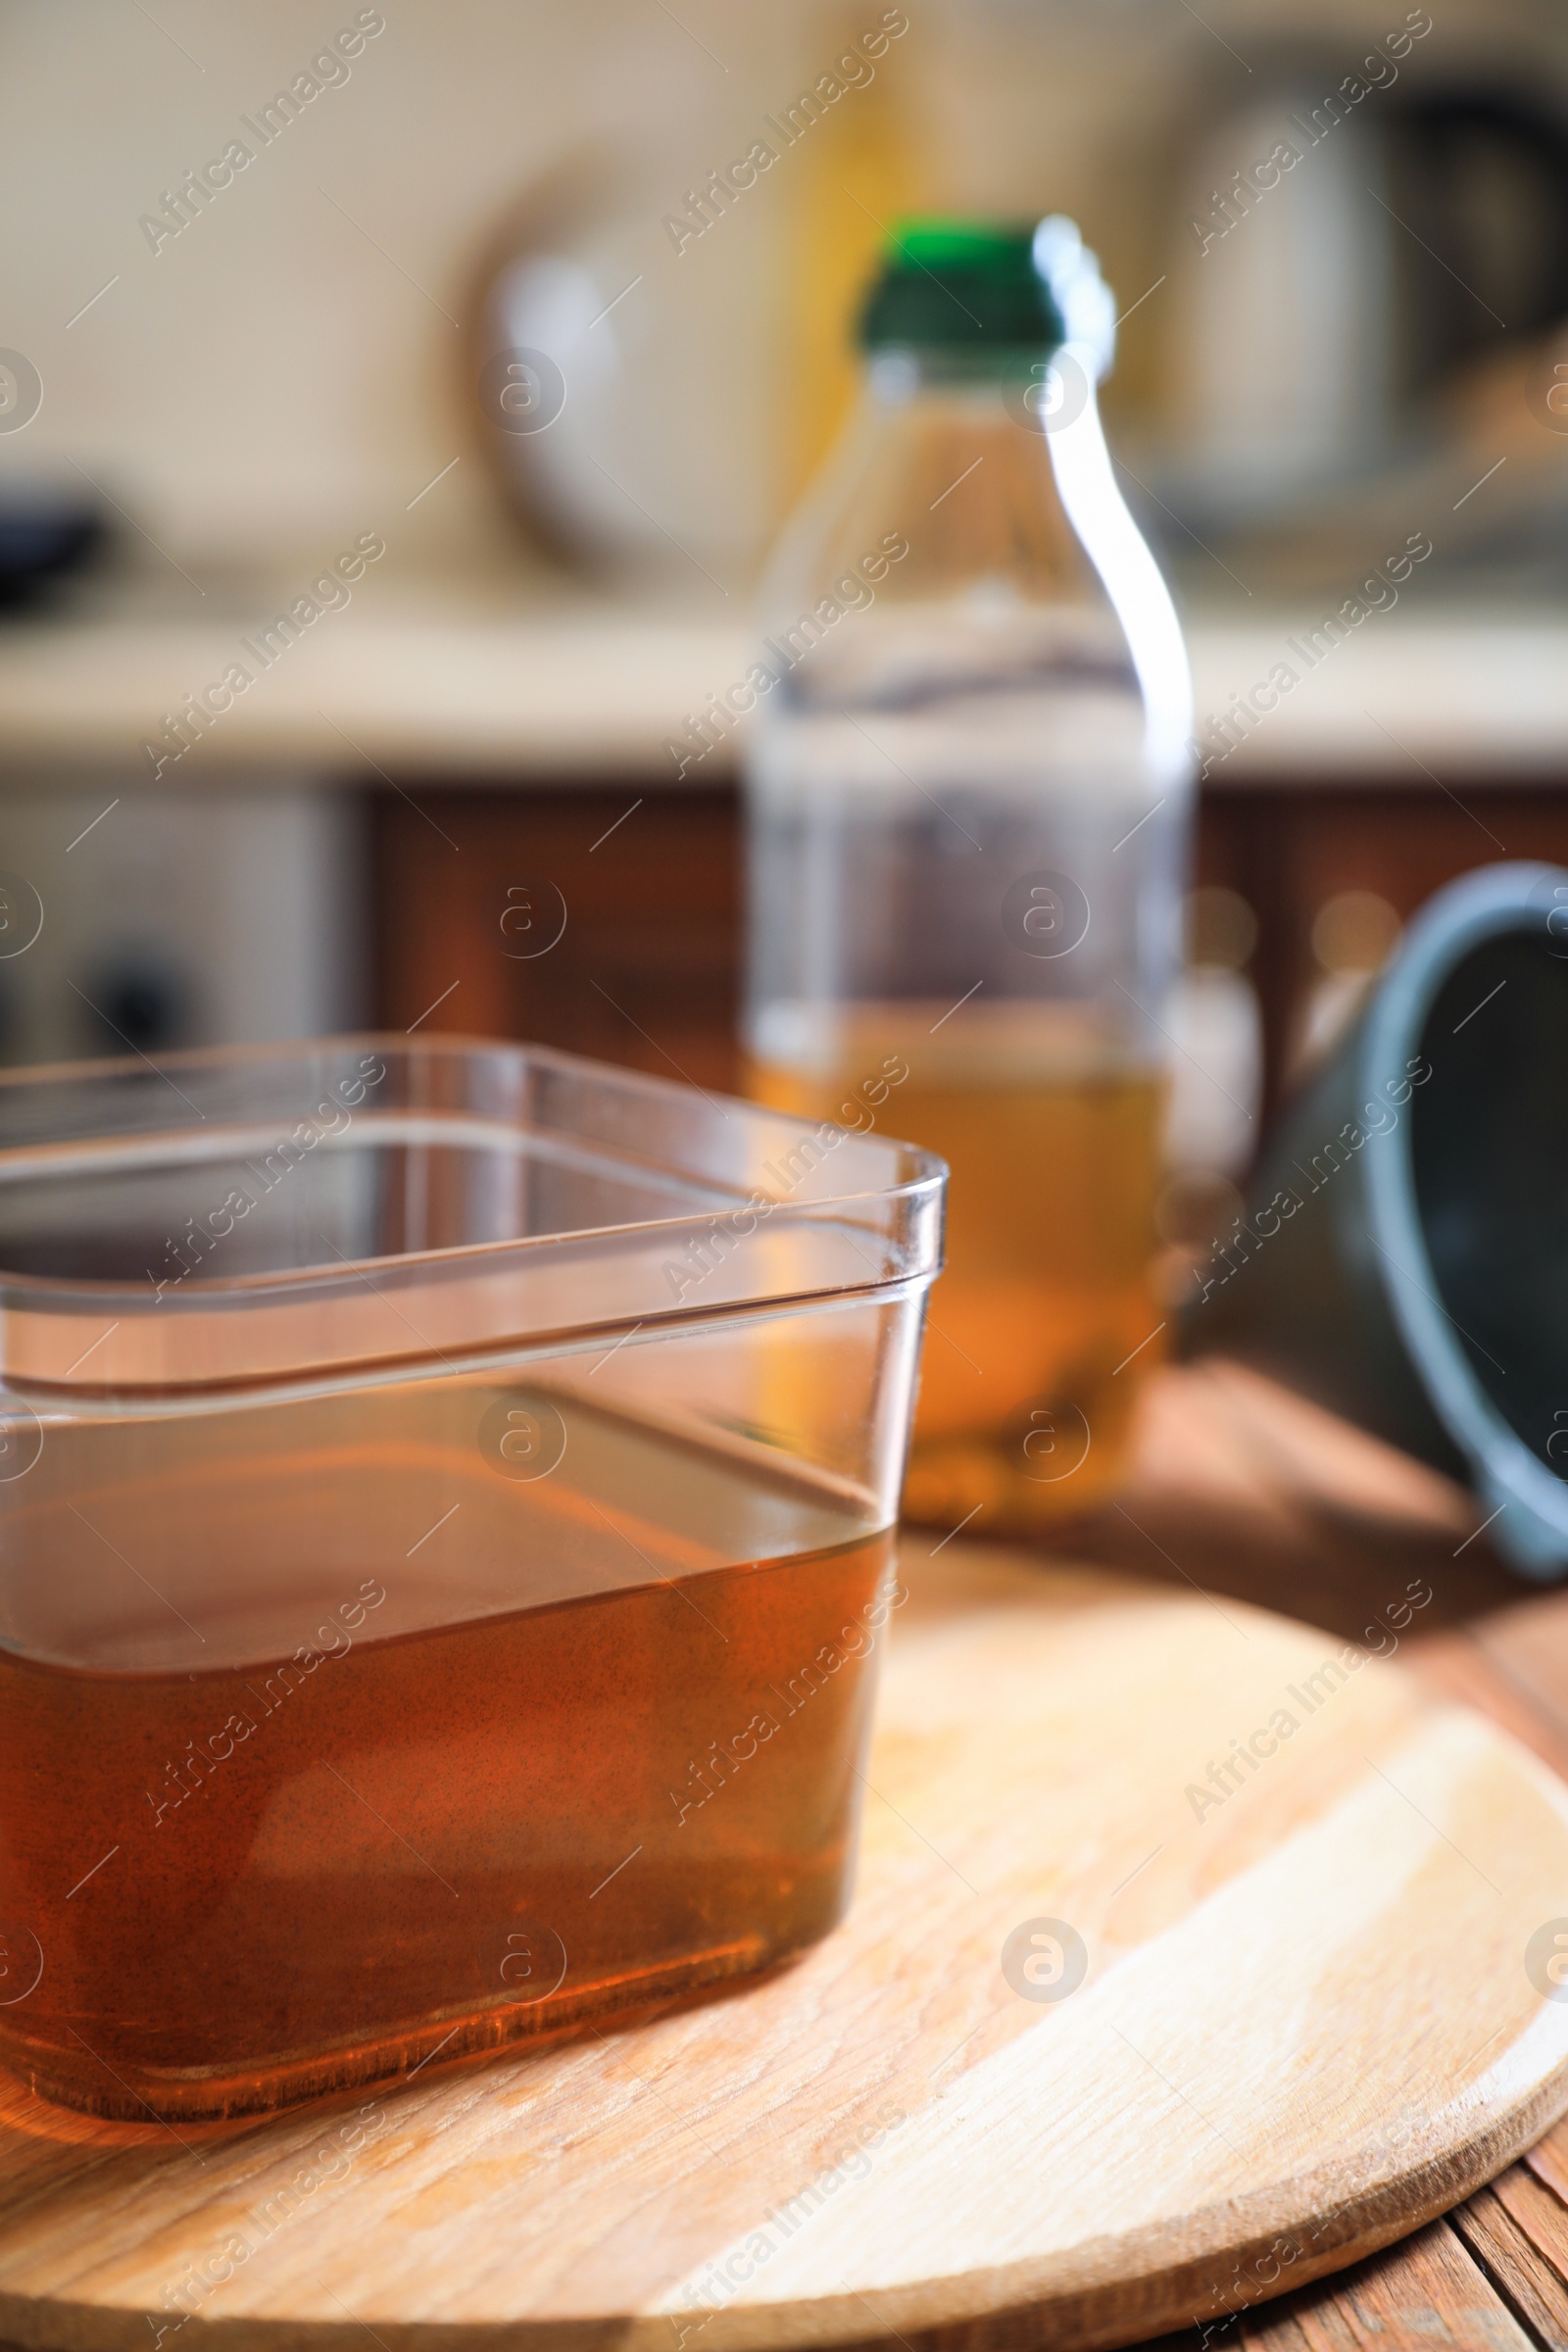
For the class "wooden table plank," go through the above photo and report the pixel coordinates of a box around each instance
[1401,1631,1568,1787]
[1239,2219,1537,2351]
[1467,1597,1568,1744]
[1451,2182,1568,2351]
[1049,1359,1515,1642]
[1528,2123,1568,2209]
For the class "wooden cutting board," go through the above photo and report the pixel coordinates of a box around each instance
[4,1541,1568,2352]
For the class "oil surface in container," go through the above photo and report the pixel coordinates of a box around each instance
[0,1390,894,2121]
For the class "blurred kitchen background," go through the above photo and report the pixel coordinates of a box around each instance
[2,0,1567,1262]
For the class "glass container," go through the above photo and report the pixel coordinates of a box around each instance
[0,1037,941,2120]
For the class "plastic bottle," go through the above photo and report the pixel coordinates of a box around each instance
[743,217,1194,1528]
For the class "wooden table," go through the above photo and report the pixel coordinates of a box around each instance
[1042,1357,1568,2352]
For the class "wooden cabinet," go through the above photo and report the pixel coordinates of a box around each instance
[372,787,743,1090]
[372,775,1568,1125]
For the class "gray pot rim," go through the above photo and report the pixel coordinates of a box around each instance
[1359,859,1568,1576]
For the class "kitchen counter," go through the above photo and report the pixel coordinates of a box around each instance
[0,574,1563,784]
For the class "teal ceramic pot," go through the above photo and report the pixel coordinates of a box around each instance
[1191,861,1568,1578]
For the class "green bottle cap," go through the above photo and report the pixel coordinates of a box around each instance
[858,219,1066,352]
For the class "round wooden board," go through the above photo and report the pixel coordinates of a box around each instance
[5,1541,1568,2352]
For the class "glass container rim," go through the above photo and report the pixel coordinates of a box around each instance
[0,1034,946,1393]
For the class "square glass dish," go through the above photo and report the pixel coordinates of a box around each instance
[0,1037,942,2121]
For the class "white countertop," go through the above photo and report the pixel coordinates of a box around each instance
[0,576,1561,786]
